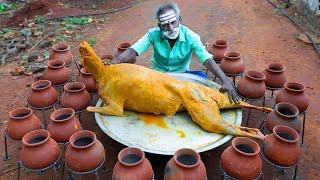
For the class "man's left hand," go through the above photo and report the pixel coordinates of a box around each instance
[219,79,241,104]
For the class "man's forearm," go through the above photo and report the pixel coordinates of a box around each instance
[204,58,229,83]
[115,48,138,64]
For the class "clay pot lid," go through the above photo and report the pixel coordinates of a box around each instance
[246,70,266,81]
[213,39,228,47]
[64,82,86,92]
[284,82,306,92]
[52,43,70,52]
[224,51,241,59]
[31,80,52,91]
[9,107,33,120]
[266,62,286,73]
[80,68,91,75]
[117,42,131,51]
[47,59,66,69]
[69,130,96,149]
[22,129,50,147]
[275,102,299,118]
[118,147,145,166]
[173,148,201,168]
[231,137,260,156]
[273,125,300,143]
[50,108,75,123]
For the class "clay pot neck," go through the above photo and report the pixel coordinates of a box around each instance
[47,59,65,69]
[31,80,51,91]
[22,129,50,147]
[266,63,285,73]
[284,82,306,94]
[173,148,200,168]
[51,108,75,123]
[232,137,260,157]
[70,130,96,149]
[9,107,33,120]
[117,42,131,52]
[64,82,85,93]
[118,147,145,167]
[245,71,266,82]
[213,39,228,48]
[275,103,299,119]
[273,125,300,143]
[52,43,70,52]
[224,51,241,60]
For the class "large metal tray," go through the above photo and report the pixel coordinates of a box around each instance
[95,73,242,155]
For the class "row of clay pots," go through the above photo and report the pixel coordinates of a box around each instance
[48,43,74,67]
[221,125,301,179]
[100,42,136,64]
[27,80,90,112]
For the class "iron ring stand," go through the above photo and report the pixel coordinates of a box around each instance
[27,101,59,129]
[220,161,263,180]
[17,149,61,180]
[64,157,106,180]
[260,149,298,180]
[2,131,22,161]
[225,72,243,86]
[236,90,266,127]
[52,77,72,95]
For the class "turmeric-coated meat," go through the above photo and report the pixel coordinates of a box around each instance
[79,42,272,139]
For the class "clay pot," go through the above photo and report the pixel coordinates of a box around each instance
[276,82,309,113]
[20,129,60,169]
[265,102,301,133]
[220,51,244,75]
[47,108,82,143]
[237,70,266,99]
[113,147,153,180]
[263,125,301,166]
[49,43,73,66]
[208,39,229,63]
[115,42,136,62]
[78,68,97,93]
[65,130,105,172]
[60,82,90,112]
[7,107,42,140]
[27,80,58,108]
[164,148,207,180]
[263,62,286,89]
[43,59,71,86]
[221,137,262,180]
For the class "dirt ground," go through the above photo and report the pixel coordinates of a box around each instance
[1,0,320,179]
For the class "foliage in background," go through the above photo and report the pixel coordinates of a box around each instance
[62,16,93,28]
[88,36,97,46]
[0,2,18,12]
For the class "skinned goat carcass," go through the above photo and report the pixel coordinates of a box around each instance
[79,42,272,139]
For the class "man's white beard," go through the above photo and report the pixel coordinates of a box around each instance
[164,26,180,39]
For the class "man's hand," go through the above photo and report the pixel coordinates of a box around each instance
[219,78,241,104]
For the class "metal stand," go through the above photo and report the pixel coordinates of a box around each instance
[220,162,263,180]
[65,157,106,180]
[52,78,72,95]
[2,131,19,161]
[261,150,298,180]
[17,150,61,180]
[226,73,243,86]
[73,58,81,74]
[27,101,59,129]
[75,109,86,123]
[300,111,307,145]
[266,86,282,98]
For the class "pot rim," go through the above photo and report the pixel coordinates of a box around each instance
[80,67,91,75]
[275,102,299,118]
[9,107,33,120]
[50,108,75,123]
[273,125,300,143]
[284,82,306,92]
[69,130,96,149]
[118,147,145,166]
[266,62,286,73]
[246,70,266,81]
[47,59,66,69]
[231,137,260,156]
[52,43,70,52]
[117,42,131,51]
[223,51,241,60]
[173,148,201,168]
[22,129,50,147]
[213,39,228,48]
[31,80,51,91]
[64,82,86,92]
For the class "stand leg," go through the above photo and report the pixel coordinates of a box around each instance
[301,112,306,144]
[262,96,266,108]
[17,162,21,180]
[74,58,81,73]
[233,77,236,86]
[67,170,73,180]
[259,121,265,130]
[42,109,47,129]
[213,76,217,82]
[94,170,99,180]
[293,164,298,180]
[3,132,11,161]
[271,90,274,98]
[53,162,60,179]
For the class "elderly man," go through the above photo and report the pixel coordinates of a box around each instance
[112,3,240,103]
